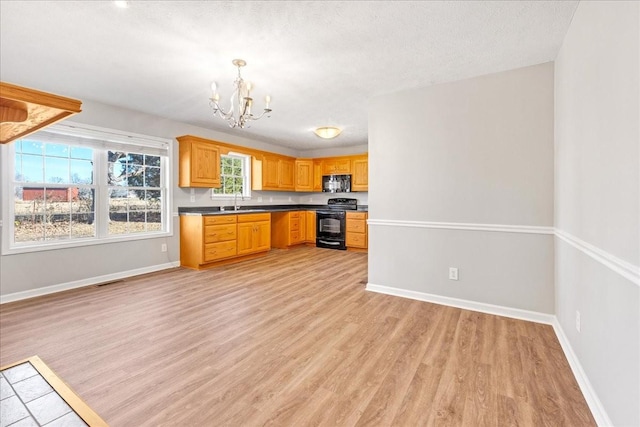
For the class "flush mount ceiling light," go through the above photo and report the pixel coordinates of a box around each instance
[114,1,130,8]
[209,59,272,129]
[314,126,342,139]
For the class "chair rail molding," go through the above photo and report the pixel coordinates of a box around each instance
[367,218,554,234]
[555,228,640,287]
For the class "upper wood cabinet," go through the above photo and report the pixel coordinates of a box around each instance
[351,156,368,192]
[254,154,296,191]
[279,158,295,190]
[177,136,221,188]
[295,159,314,192]
[1,82,82,144]
[313,161,323,192]
[175,134,367,192]
[262,155,280,189]
[322,158,351,175]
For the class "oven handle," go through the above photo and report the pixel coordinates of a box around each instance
[318,240,341,246]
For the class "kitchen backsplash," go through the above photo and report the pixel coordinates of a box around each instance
[176,187,368,209]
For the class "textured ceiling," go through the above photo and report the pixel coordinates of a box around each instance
[0,1,577,152]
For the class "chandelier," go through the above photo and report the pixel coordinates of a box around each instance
[209,59,272,129]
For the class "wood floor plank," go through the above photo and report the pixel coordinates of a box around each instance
[0,246,595,426]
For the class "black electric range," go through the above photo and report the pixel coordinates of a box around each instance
[316,198,358,250]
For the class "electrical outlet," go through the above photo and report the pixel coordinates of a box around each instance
[258,196,263,203]
[190,188,195,203]
[161,243,167,252]
[575,310,581,333]
[449,267,459,281]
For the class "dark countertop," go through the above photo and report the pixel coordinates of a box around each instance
[178,204,368,216]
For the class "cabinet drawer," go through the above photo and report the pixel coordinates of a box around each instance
[237,213,271,223]
[346,212,367,220]
[289,211,300,219]
[204,224,237,243]
[290,217,300,231]
[290,230,301,243]
[346,219,366,233]
[346,232,367,248]
[204,215,237,225]
[203,240,237,262]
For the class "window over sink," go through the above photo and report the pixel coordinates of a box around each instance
[211,153,251,199]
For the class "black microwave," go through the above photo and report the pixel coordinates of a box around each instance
[322,174,351,193]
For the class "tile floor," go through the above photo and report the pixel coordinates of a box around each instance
[0,362,87,427]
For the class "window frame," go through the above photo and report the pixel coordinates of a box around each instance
[210,152,252,200]
[1,122,173,255]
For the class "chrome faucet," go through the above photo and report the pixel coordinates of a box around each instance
[233,191,244,210]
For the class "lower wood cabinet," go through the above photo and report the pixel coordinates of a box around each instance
[305,211,316,242]
[346,211,368,250]
[271,211,316,248]
[180,213,270,269]
[237,213,271,255]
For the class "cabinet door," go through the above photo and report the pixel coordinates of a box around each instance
[313,161,322,191]
[305,211,316,242]
[254,221,271,252]
[236,222,255,255]
[279,158,295,190]
[322,157,351,175]
[262,155,280,189]
[179,140,220,188]
[351,157,368,191]
[299,211,306,241]
[295,160,314,192]
[322,160,336,175]
[334,158,351,174]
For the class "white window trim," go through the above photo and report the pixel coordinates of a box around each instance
[210,152,252,200]
[1,122,173,255]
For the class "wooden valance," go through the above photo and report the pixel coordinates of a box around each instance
[0,81,82,144]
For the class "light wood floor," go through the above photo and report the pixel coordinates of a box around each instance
[0,246,595,426]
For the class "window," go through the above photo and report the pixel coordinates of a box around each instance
[3,122,171,253]
[107,151,163,235]
[211,153,251,198]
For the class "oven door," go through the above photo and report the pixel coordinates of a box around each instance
[316,210,346,250]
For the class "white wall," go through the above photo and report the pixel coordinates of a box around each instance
[0,99,364,299]
[554,2,639,425]
[368,62,555,314]
[301,144,368,159]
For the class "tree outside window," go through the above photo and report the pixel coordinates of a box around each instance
[212,154,250,197]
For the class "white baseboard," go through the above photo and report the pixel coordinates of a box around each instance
[365,283,612,426]
[551,318,613,427]
[366,283,555,324]
[0,261,180,304]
